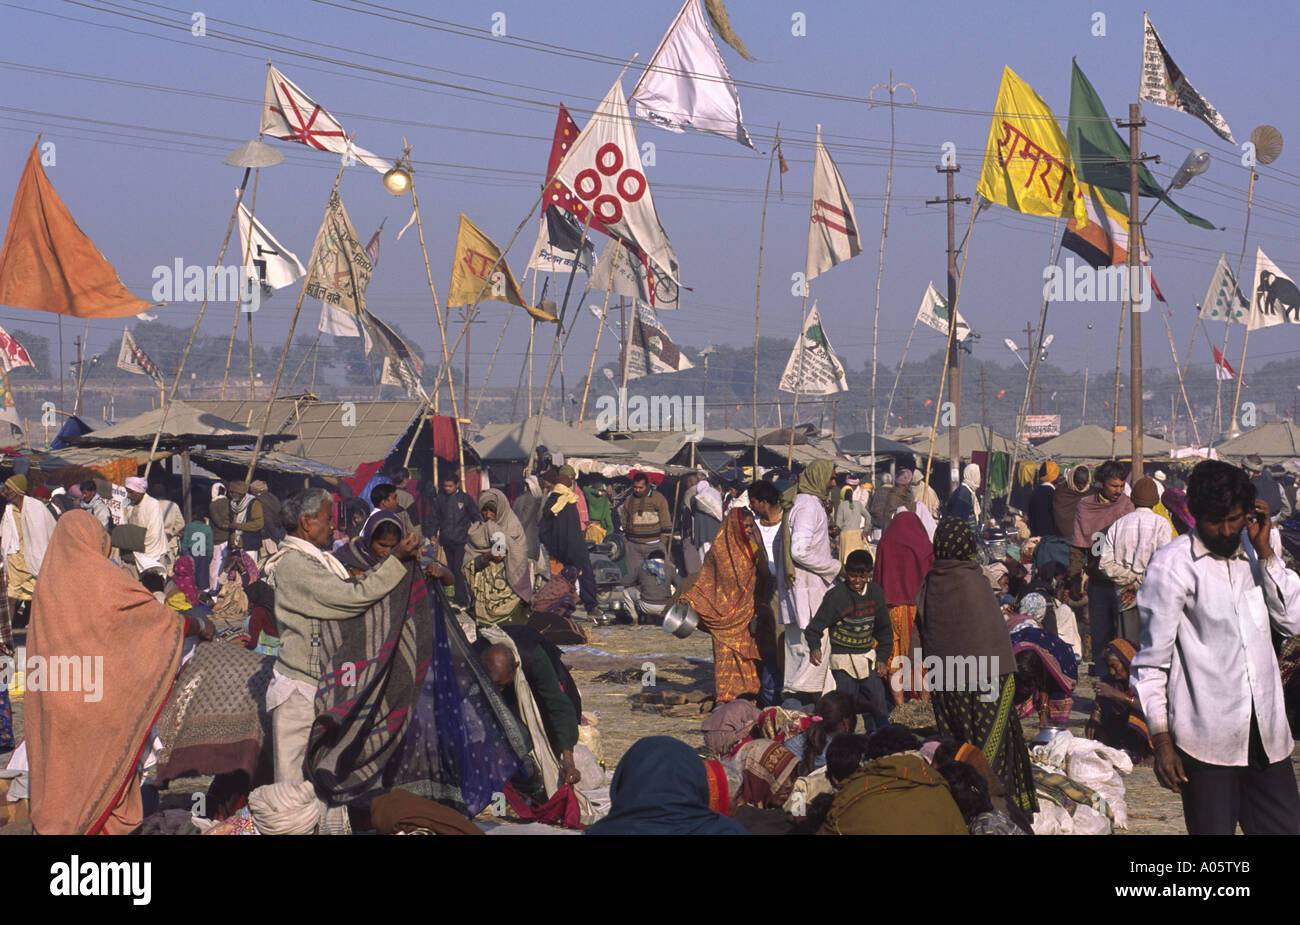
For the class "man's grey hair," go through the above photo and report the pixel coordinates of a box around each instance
[282,488,333,531]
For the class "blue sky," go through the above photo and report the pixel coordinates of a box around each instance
[1,0,1297,403]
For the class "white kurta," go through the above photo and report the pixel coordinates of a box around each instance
[777,494,841,695]
[0,500,56,576]
[125,494,170,566]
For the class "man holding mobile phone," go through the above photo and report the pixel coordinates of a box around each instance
[1133,460,1300,835]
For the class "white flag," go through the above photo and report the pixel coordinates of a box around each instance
[630,0,754,149]
[551,79,679,286]
[0,376,20,439]
[318,303,371,353]
[1198,253,1250,325]
[117,327,165,387]
[778,302,849,395]
[261,65,393,173]
[915,282,970,342]
[527,213,595,276]
[1140,13,1235,144]
[627,304,694,378]
[806,125,862,282]
[1248,247,1300,330]
[238,202,306,302]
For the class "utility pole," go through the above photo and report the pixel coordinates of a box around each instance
[1111,103,1157,478]
[928,164,970,491]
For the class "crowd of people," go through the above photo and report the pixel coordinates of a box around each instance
[0,446,1297,836]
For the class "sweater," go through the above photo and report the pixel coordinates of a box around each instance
[271,552,407,684]
[804,580,892,660]
[621,491,671,546]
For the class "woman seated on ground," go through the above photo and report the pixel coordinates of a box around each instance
[463,489,532,628]
[1084,638,1153,763]
[1005,592,1078,730]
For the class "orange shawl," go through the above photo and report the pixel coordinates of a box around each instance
[27,510,184,834]
[682,509,760,647]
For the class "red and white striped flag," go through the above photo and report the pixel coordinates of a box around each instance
[1212,345,1236,381]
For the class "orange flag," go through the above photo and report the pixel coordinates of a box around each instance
[0,141,153,318]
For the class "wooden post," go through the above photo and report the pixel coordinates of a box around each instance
[181,447,192,522]
[753,125,779,475]
[579,248,622,423]
[1125,102,1145,479]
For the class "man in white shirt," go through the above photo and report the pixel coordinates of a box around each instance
[1098,477,1172,644]
[123,476,171,572]
[0,474,55,656]
[1133,460,1300,835]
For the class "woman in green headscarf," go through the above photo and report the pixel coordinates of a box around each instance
[915,518,1037,827]
[776,459,842,704]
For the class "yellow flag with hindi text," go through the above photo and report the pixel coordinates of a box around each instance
[447,213,555,322]
[977,67,1088,228]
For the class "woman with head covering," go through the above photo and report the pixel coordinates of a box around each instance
[463,489,532,628]
[945,464,984,528]
[776,459,842,705]
[585,736,748,835]
[26,510,212,834]
[834,486,868,566]
[334,510,405,577]
[911,468,941,518]
[1085,638,1153,763]
[881,469,917,534]
[1053,465,1092,539]
[681,507,770,704]
[874,510,934,705]
[914,518,1038,823]
[1005,592,1079,729]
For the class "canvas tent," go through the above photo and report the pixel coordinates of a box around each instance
[473,415,637,464]
[1035,425,1172,462]
[1214,422,1300,464]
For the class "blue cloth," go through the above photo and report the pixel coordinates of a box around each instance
[586,736,748,835]
[0,685,12,751]
[387,584,530,816]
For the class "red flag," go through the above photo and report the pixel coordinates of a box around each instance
[0,325,33,374]
[365,218,385,268]
[1212,345,1236,380]
[544,106,613,237]
[1143,261,1167,304]
[778,143,790,175]
[997,389,1007,399]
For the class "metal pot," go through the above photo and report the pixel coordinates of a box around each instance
[661,601,700,639]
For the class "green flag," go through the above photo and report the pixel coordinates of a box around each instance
[1068,59,1214,230]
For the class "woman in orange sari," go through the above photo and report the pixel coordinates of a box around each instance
[26,510,210,834]
[681,508,771,704]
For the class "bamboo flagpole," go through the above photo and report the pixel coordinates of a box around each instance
[221,166,259,398]
[578,245,623,423]
[884,308,922,435]
[1110,294,1127,458]
[753,126,779,474]
[244,164,348,481]
[787,126,821,470]
[472,301,515,420]
[143,165,256,479]
[1228,166,1260,436]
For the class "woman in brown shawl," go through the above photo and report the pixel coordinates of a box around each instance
[26,510,210,834]
[915,517,1038,825]
[464,488,532,627]
[681,507,772,703]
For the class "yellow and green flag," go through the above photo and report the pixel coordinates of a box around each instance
[977,66,1087,227]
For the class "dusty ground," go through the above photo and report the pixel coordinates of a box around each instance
[8,620,1297,835]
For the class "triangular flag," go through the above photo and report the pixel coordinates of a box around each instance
[0,142,154,318]
[1212,345,1236,380]
[303,181,373,317]
[0,325,33,374]
[1061,182,1146,269]
[365,218,385,268]
[527,207,596,275]
[915,283,970,341]
[238,201,306,302]
[448,213,555,323]
[261,65,392,173]
[1069,60,1213,229]
[1198,253,1250,325]
[365,310,427,400]
[631,0,755,149]
[117,327,165,388]
[806,126,862,282]
[778,302,849,395]
[1140,13,1235,144]
[626,304,694,378]
[550,80,680,286]
[976,67,1088,228]
[1248,247,1300,330]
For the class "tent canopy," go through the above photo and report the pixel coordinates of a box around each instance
[1035,425,1171,462]
[67,400,273,448]
[473,415,636,463]
[1215,422,1300,464]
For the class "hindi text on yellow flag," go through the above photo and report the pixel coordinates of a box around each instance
[448,213,555,323]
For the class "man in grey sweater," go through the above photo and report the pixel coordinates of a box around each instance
[264,488,422,783]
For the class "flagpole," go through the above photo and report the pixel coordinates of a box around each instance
[1110,291,1127,457]
[143,164,256,480]
[526,271,538,416]
[884,309,921,435]
[789,124,822,471]
[753,125,779,475]
[244,165,347,482]
[578,246,622,424]
[472,302,516,420]
[1172,311,1202,446]
[222,163,259,399]
[288,330,321,390]
[1228,166,1259,437]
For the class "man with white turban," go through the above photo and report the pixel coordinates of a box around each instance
[123,476,171,571]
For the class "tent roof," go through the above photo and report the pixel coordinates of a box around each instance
[69,401,263,448]
[1035,425,1172,461]
[834,432,925,456]
[189,448,351,478]
[1215,422,1300,462]
[187,399,429,473]
[473,415,636,463]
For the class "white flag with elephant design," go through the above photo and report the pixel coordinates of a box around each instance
[1248,247,1300,330]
